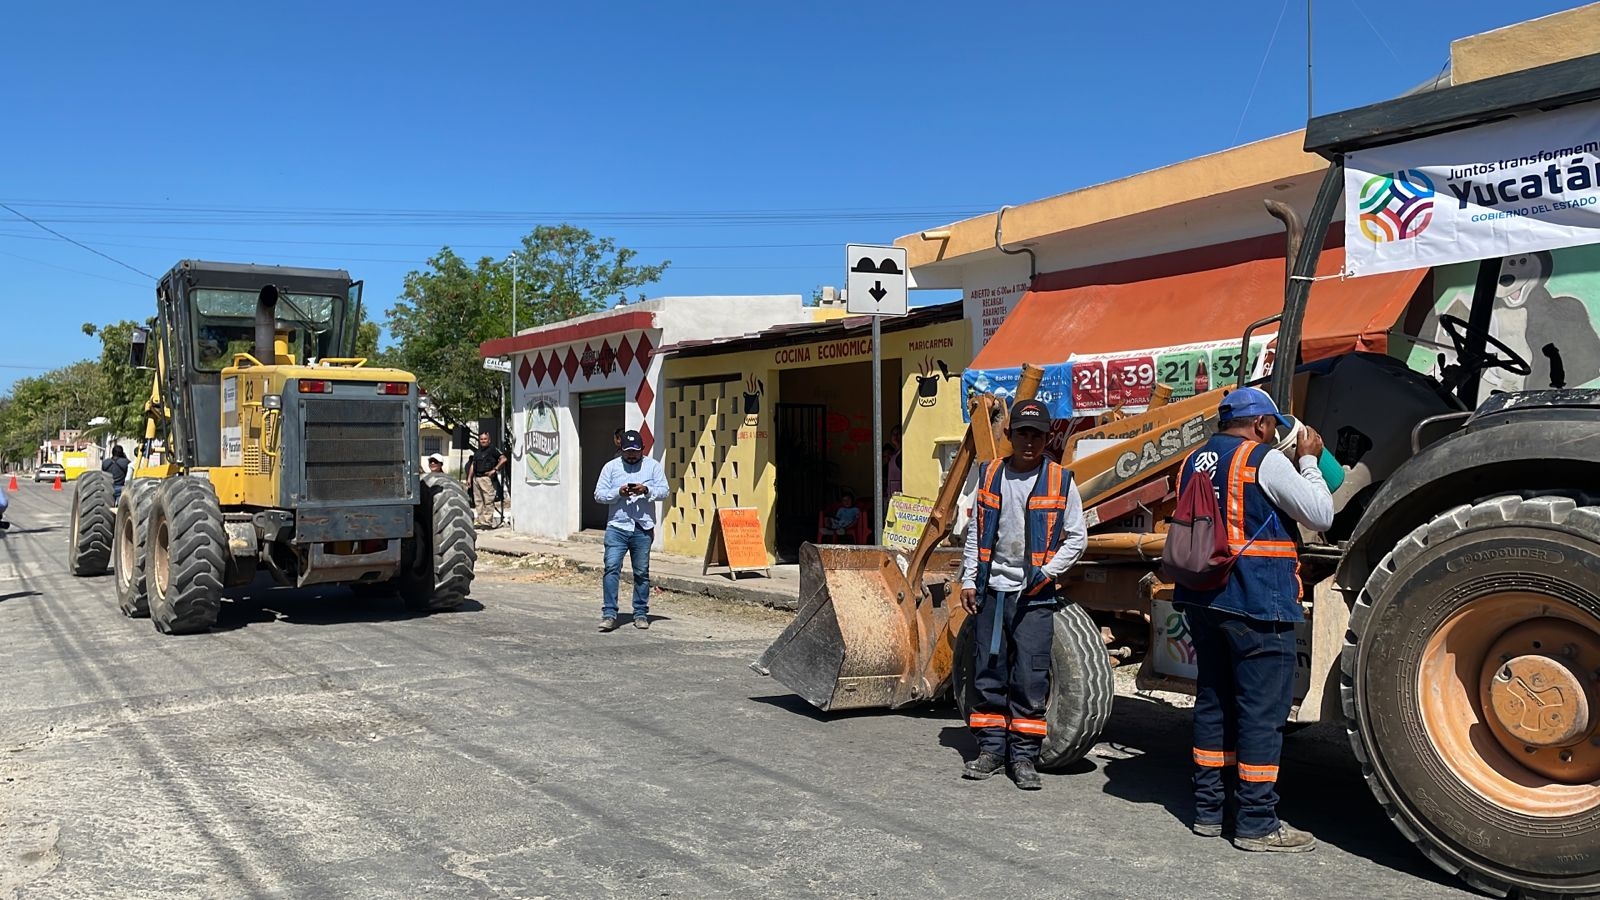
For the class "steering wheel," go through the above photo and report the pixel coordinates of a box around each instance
[1438,314,1531,382]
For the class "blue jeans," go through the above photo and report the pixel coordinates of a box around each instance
[602,525,653,620]
[1184,605,1298,838]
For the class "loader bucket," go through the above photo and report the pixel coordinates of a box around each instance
[753,543,918,711]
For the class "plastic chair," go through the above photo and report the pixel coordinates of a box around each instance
[816,501,871,545]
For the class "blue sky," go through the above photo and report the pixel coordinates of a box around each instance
[0,0,1583,393]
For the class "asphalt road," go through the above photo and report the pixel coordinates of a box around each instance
[0,481,1475,900]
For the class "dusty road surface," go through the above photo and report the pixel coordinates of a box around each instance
[0,483,1472,899]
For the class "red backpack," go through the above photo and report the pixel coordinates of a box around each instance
[1161,459,1234,590]
[1161,451,1279,590]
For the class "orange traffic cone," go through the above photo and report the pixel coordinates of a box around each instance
[53,476,62,492]
[6,474,15,491]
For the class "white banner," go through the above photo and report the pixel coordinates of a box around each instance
[1345,101,1600,277]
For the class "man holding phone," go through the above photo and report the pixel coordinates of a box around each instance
[593,429,668,632]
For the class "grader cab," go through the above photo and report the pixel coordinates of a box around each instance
[67,260,476,634]
[757,54,1600,898]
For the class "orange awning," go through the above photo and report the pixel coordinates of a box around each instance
[970,246,1427,371]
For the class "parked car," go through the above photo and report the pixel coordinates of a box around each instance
[35,463,65,483]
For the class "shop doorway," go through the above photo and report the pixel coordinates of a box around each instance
[577,388,625,531]
[773,403,826,561]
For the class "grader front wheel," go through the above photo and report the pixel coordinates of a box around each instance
[1344,496,1600,898]
[113,478,156,618]
[67,471,115,576]
[147,477,227,635]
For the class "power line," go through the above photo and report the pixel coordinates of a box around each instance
[1232,0,1293,146]
[0,203,157,281]
[0,247,151,288]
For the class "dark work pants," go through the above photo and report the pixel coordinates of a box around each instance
[969,589,1053,760]
[1183,605,1298,838]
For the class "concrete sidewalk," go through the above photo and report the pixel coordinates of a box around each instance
[474,527,802,611]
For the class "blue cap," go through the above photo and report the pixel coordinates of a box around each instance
[1219,387,1291,430]
[620,429,645,451]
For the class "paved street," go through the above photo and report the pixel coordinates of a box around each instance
[1,483,1472,900]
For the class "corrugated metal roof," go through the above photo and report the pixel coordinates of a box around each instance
[657,301,963,359]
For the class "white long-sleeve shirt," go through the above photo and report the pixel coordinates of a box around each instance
[960,462,1088,591]
[1256,451,1335,532]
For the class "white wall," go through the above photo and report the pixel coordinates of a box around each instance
[505,295,809,542]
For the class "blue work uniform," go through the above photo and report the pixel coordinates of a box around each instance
[1173,434,1302,839]
[967,458,1075,761]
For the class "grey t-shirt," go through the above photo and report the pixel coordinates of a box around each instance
[961,462,1088,592]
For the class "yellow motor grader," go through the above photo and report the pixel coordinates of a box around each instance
[756,54,1600,899]
[67,260,476,634]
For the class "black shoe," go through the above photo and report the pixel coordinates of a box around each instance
[962,752,1005,781]
[0,519,9,530]
[634,617,650,629]
[598,617,619,632]
[1009,758,1042,791]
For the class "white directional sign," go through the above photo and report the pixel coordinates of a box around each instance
[483,356,512,373]
[845,244,908,316]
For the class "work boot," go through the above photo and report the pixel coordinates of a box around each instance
[598,617,619,633]
[634,616,650,629]
[1009,758,1042,791]
[1234,822,1317,853]
[962,752,1005,781]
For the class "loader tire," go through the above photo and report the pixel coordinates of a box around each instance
[953,602,1115,770]
[1343,496,1600,899]
[398,473,476,612]
[113,478,156,618]
[147,477,226,635]
[67,471,115,576]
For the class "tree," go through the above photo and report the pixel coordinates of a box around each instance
[386,226,668,428]
[81,319,155,442]
[0,360,105,465]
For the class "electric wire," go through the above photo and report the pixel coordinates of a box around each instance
[0,203,157,281]
[1232,0,1293,146]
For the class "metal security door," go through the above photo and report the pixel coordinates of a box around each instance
[773,403,827,561]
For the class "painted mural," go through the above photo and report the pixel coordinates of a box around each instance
[1405,244,1600,393]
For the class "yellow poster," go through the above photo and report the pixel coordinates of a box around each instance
[882,493,934,553]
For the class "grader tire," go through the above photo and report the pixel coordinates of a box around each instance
[67,471,115,576]
[1344,496,1600,899]
[953,602,1115,770]
[399,473,476,612]
[147,477,227,635]
[113,478,156,618]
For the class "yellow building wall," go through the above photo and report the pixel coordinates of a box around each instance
[659,317,970,560]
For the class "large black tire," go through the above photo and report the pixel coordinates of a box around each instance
[113,478,156,618]
[398,473,476,612]
[67,471,115,576]
[953,602,1115,770]
[1344,496,1600,899]
[146,477,227,635]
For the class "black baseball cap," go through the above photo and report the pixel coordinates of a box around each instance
[620,430,644,451]
[1008,399,1052,433]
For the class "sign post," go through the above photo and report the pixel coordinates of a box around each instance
[845,244,908,543]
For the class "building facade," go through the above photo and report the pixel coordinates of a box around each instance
[480,296,834,541]
[656,303,970,562]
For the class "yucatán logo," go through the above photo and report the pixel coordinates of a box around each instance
[1358,170,1435,243]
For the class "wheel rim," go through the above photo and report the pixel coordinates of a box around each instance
[117,505,135,590]
[1417,591,1600,818]
[152,514,171,600]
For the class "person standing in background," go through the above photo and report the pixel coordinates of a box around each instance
[465,431,506,528]
[593,430,668,632]
[102,445,130,503]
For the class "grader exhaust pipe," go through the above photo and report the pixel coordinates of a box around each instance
[752,365,1046,711]
[254,284,281,363]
